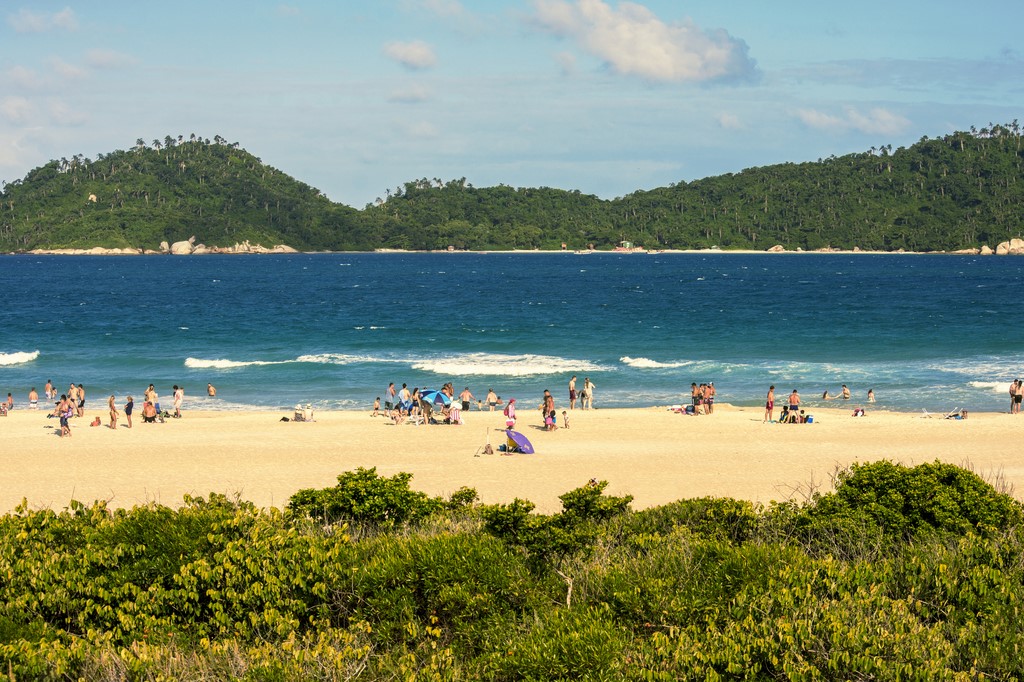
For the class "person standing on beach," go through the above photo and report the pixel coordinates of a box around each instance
[28,387,38,409]
[459,386,474,412]
[568,375,577,410]
[486,388,498,411]
[1012,379,1023,415]
[582,378,595,409]
[789,389,800,415]
[707,382,716,414]
[108,395,118,430]
[124,395,134,429]
[58,394,72,437]
[764,385,775,422]
[75,384,86,418]
[44,380,53,400]
[385,382,396,412]
[503,398,517,428]
[173,385,184,418]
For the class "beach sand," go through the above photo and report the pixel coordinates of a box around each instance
[3,404,1021,514]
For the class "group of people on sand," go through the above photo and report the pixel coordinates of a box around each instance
[379,382,465,426]
[764,384,876,424]
[11,380,190,437]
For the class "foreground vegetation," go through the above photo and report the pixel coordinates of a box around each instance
[1,460,1023,680]
[3,123,1024,252]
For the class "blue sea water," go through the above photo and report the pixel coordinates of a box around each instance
[1,252,1022,414]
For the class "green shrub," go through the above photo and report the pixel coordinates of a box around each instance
[287,467,444,528]
[801,460,1023,541]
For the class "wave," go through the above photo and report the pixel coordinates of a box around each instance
[184,357,292,369]
[297,353,399,365]
[620,356,693,369]
[0,350,40,366]
[968,380,1012,393]
[412,353,604,377]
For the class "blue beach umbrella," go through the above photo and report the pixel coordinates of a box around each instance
[419,389,451,407]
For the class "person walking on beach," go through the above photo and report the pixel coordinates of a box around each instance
[108,395,118,430]
[568,375,577,410]
[124,395,134,429]
[764,385,775,422]
[503,398,517,428]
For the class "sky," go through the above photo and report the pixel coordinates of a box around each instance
[2,0,1023,208]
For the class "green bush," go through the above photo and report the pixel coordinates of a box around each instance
[800,460,1023,541]
[287,467,444,528]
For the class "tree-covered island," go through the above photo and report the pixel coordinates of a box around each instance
[2,123,1023,253]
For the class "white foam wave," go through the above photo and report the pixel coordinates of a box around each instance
[0,350,40,366]
[185,357,290,369]
[297,353,393,365]
[412,353,604,377]
[969,380,1012,393]
[620,356,693,369]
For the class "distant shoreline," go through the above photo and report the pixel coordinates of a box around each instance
[3,247,1008,257]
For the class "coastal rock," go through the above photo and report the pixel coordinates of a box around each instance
[767,244,785,252]
[159,241,170,253]
[980,245,993,255]
[170,236,196,255]
[952,248,980,255]
[996,238,1024,255]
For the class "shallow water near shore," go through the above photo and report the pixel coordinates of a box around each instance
[1,252,1021,413]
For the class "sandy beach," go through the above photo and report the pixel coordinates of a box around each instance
[2,404,1021,514]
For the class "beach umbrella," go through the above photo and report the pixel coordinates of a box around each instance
[505,429,535,454]
[419,389,451,407]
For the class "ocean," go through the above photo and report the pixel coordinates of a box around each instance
[1,252,1021,414]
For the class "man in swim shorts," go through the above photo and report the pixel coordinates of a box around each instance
[568,375,577,410]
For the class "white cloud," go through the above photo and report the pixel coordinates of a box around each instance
[85,49,137,69]
[0,96,34,124]
[797,106,910,136]
[8,6,78,33]
[531,0,757,84]
[383,40,438,69]
[7,65,41,90]
[48,98,87,126]
[716,112,741,130]
[48,57,87,80]
[414,0,465,18]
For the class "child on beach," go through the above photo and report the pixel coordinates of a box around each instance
[372,397,381,417]
[562,410,569,429]
[124,396,133,429]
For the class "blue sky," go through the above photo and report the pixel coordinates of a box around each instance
[3,1,1022,208]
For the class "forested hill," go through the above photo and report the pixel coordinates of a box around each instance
[2,124,1024,252]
